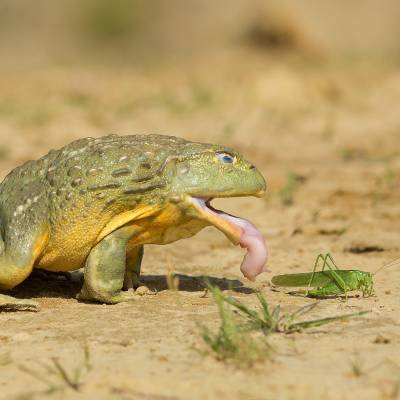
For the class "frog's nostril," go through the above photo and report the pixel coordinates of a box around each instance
[249,164,256,170]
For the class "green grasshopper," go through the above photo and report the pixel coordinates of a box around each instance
[271,253,399,299]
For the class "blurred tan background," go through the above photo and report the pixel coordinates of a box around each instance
[0,0,399,195]
[1,0,400,63]
[0,0,399,157]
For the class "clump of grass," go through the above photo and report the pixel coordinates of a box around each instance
[19,344,92,393]
[217,287,367,334]
[200,286,270,366]
[201,286,368,365]
[279,172,306,206]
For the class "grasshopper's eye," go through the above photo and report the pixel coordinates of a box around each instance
[216,152,235,164]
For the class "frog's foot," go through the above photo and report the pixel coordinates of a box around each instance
[0,294,40,312]
[77,285,136,304]
[77,283,156,303]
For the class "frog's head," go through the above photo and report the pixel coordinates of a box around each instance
[170,144,266,199]
[166,142,268,281]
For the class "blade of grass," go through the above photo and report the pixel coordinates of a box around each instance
[208,285,261,321]
[271,305,281,321]
[256,292,271,321]
[52,358,80,391]
[287,311,369,332]
[289,301,319,319]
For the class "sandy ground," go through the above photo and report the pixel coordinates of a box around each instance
[0,50,400,400]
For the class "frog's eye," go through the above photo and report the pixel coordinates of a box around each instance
[216,152,235,164]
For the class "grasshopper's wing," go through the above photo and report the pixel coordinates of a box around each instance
[271,271,334,287]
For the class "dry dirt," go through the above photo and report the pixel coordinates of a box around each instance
[0,50,400,400]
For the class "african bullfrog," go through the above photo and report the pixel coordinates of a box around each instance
[0,134,267,311]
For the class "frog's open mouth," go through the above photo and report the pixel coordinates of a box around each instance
[190,197,268,281]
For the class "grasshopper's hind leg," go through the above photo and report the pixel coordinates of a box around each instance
[321,254,349,299]
[306,253,348,299]
[324,253,340,271]
[306,253,327,296]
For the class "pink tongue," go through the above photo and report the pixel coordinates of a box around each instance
[220,214,268,281]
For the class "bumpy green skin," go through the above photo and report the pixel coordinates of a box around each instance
[0,134,265,310]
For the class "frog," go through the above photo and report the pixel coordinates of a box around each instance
[0,134,267,311]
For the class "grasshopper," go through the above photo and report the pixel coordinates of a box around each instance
[271,253,399,299]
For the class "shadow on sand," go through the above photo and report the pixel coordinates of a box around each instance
[7,270,255,301]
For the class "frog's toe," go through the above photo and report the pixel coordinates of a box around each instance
[134,285,156,296]
[0,294,40,312]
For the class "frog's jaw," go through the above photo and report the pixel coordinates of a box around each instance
[189,197,268,281]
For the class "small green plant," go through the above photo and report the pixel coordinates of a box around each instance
[217,287,367,333]
[19,344,92,392]
[279,172,305,206]
[200,286,270,366]
[200,286,368,365]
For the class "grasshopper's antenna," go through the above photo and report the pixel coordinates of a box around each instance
[373,257,400,276]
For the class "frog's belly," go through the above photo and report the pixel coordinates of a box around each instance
[35,230,98,272]
[35,207,209,272]
[127,218,209,251]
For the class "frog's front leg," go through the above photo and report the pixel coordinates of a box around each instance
[78,226,142,304]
